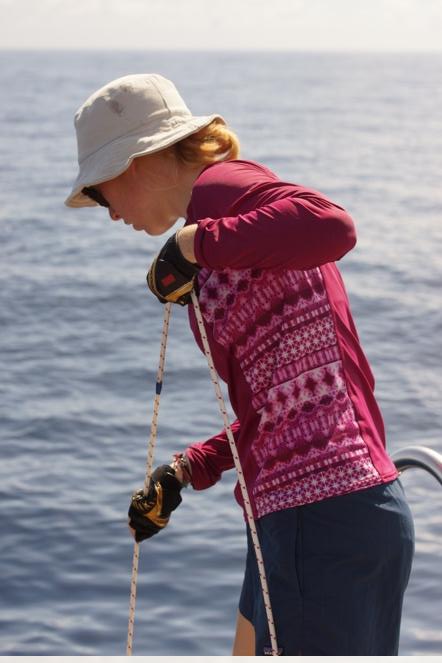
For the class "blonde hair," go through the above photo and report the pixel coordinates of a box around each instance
[171,119,240,166]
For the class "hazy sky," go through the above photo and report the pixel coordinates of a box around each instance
[0,0,441,51]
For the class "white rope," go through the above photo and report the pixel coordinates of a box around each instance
[126,302,172,656]
[126,292,280,655]
[190,291,280,656]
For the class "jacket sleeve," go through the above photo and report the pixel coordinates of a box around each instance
[193,192,357,271]
[184,420,240,490]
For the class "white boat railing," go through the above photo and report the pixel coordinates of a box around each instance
[391,446,442,486]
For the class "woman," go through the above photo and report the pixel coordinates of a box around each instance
[66,73,415,655]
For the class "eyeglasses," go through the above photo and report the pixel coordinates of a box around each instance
[82,186,110,208]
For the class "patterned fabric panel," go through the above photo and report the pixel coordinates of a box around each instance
[197,266,381,518]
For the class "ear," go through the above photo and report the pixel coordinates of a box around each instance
[125,157,146,187]
[127,157,140,178]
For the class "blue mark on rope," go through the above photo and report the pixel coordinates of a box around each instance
[155,381,163,395]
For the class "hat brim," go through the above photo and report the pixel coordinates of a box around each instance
[65,113,224,208]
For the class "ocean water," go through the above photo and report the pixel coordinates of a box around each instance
[0,50,441,656]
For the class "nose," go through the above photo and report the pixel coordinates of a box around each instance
[108,207,121,221]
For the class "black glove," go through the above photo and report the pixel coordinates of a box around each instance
[128,464,183,543]
[147,232,200,306]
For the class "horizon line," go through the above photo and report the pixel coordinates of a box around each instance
[1,46,441,54]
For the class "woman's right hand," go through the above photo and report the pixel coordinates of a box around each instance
[146,231,200,306]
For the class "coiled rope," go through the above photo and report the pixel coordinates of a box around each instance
[126,292,280,655]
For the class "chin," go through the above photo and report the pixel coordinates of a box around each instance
[149,220,177,236]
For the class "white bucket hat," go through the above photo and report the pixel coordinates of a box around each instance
[65,73,224,208]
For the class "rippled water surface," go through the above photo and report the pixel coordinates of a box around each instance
[0,51,441,655]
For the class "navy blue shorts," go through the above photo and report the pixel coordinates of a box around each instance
[239,479,415,655]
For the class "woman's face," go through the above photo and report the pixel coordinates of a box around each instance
[93,151,192,236]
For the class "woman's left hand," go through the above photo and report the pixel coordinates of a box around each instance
[128,464,183,542]
[146,227,199,305]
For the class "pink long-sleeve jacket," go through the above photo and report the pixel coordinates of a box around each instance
[184,159,398,519]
